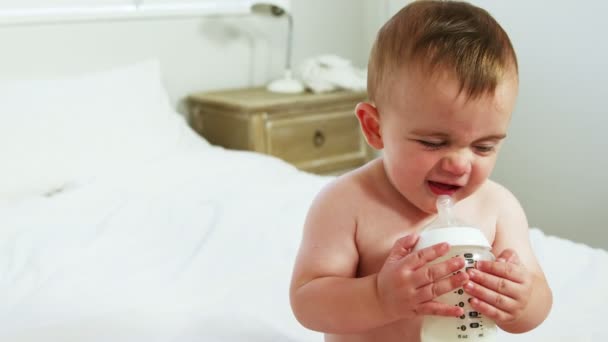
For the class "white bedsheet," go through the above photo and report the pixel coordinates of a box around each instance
[1,145,606,341]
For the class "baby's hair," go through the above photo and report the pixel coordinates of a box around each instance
[368,0,517,103]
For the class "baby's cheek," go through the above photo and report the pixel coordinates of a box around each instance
[470,161,494,185]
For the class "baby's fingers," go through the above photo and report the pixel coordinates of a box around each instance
[467,269,520,300]
[464,281,518,315]
[385,234,420,263]
[415,301,463,317]
[467,296,514,323]
[476,260,525,283]
[411,257,466,288]
[404,242,451,270]
[416,271,469,303]
[496,249,520,265]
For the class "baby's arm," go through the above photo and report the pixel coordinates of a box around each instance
[290,181,468,334]
[464,185,552,333]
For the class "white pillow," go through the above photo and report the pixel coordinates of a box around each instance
[0,60,191,201]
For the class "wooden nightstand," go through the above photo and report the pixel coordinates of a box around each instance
[187,87,373,174]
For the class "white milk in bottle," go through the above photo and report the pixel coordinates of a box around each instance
[414,195,497,342]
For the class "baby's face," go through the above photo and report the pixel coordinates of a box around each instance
[377,68,518,214]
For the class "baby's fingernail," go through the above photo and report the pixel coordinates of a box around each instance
[456,272,468,281]
[497,258,506,263]
[465,282,474,290]
[453,257,465,266]
[468,269,477,278]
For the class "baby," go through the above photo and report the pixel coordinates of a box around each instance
[289,1,552,341]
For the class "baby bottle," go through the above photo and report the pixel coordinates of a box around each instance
[414,195,497,342]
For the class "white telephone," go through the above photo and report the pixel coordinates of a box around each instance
[297,55,367,93]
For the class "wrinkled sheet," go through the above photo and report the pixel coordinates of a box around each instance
[1,146,606,341]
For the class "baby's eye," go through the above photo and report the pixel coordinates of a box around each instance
[417,140,446,149]
[474,145,496,153]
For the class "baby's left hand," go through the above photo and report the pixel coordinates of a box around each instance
[464,249,533,325]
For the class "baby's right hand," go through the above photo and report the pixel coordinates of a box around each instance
[376,234,469,321]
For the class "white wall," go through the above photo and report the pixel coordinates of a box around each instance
[1,0,605,248]
[0,0,367,111]
[474,1,608,249]
[369,0,608,249]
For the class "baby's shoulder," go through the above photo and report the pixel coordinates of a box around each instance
[312,168,369,205]
[476,179,523,215]
[302,167,375,235]
[308,163,379,213]
[479,179,511,198]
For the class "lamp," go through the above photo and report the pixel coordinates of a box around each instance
[251,1,305,93]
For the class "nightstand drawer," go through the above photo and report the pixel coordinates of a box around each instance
[265,111,367,170]
[187,87,371,175]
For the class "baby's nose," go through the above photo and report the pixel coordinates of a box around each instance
[440,150,472,176]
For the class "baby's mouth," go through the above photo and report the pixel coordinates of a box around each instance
[427,181,462,195]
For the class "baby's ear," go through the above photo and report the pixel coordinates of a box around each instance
[355,102,383,150]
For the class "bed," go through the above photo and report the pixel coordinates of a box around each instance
[1,60,606,341]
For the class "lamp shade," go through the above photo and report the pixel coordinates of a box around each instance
[250,0,291,15]
[250,0,303,94]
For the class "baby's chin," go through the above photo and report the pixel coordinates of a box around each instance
[410,197,441,216]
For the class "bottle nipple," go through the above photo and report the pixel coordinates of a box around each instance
[422,195,462,231]
[417,195,491,249]
[436,195,454,227]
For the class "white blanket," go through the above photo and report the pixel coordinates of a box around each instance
[1,146,606,341]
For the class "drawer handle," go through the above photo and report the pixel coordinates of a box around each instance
[313,130,325,147]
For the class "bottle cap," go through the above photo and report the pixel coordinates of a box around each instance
[414,195,491,250]
[415,226,491,250]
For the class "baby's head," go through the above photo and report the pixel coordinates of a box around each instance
[367,0,517,106]
[357,0,519,213]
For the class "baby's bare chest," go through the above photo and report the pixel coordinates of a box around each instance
[352,202,496,277]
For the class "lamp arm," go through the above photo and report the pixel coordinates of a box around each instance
[286,13,293,71]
